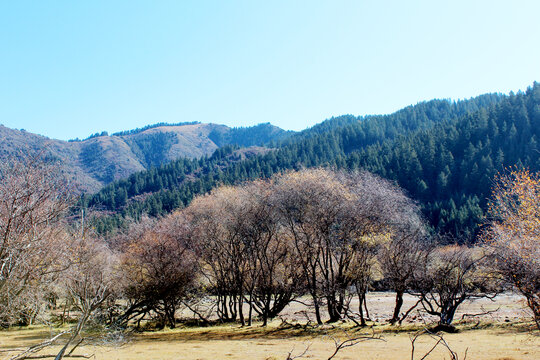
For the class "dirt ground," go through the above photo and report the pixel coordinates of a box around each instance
[1,292,538,360]
[276,292,531,324]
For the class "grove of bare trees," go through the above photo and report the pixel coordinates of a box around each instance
[272,169,425,324]
[1,160,538,359]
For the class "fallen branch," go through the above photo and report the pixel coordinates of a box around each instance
[327,335,383,360]
[9,331,71,360]
[410,328,468,360]
[283,328,383,360]
[15,355,94,359]
[461,306,500,320]
[285,344,311,360]
[325,328,384,360]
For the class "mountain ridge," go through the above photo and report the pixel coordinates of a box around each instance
[0,122,291,192]
[86,85,525,237]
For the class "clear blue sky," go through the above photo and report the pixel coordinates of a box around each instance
[1,0,539,140]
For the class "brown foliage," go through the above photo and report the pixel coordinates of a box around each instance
[413,244,496,328]
[483,169,540,329]
[118,216,197,328]
[378,226,430,324]
[186,180,303,325]
[184,168,424,325]
[272,168,423,324]
[0,154,72,326]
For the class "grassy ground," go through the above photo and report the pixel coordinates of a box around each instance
[1,322,538,360]
[1,293,538,360]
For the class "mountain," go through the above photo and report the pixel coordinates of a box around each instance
[0,122,292,192]
[86,86,525,237]
[347,86,540,236]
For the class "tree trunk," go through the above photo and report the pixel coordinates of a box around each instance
[238,294,245,326]
[357,292,367,326]
[247,293,253,326]
[363,293,370,320]
[390,291,404,325]
[311,292,323,325]
[327,293,341,323]
[440,302,458,326]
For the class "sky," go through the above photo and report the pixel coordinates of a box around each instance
[1,1,539,141]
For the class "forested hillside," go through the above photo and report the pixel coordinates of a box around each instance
[85,84,540,237]
[348,87,540,236]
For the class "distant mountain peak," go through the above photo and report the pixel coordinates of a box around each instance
[0,122,292,192]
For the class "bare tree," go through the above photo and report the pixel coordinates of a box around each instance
[187,182,302,326]
[345,171,425,326]
[54,236,119,360]
[0,154,72,327]
[482,169,540,329]
[6,223,119,359]
[118,216,197,329]
[187,187,251,324]
[378,226,430,325]
[348,237,379,326]
[274,169,421,324]
[412,245,496,330]
[240,180,303,326]
[273,169,351,324]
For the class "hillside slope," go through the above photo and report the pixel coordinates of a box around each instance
[87,86,519,237]
[0,122,291,192]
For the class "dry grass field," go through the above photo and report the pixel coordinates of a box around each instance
[1,293,538,360]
